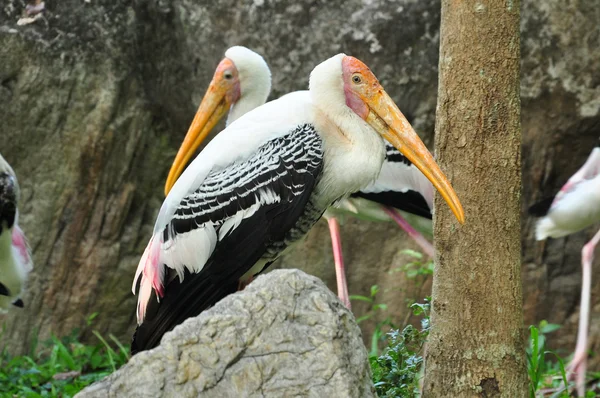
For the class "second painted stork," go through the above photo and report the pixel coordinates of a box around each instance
[163,46,436,309]
[131,53,465,353]
[0,153,33,313]
[529,142,600,396]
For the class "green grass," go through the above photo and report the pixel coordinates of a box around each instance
[0,327,128,397]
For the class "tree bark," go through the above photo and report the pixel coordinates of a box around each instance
[422,1,527,397]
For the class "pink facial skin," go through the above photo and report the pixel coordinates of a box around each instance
[215,58,241,105]
[228,79,241,105]
[342,56,369,119]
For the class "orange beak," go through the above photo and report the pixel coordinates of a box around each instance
[365,90,465,224]
[164,59,238,196]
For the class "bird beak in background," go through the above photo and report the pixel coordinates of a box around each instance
[164,59,238,196]
[365,90,465,224]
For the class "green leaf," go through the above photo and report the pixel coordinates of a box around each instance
[356,314,372,324]
[349,295,373,303]
[545,351,568,393]
[109,334,130,361]
[86,312,100,326]
[370,285,380,298]
[540,323,561,334]
[92,331,117,373]
[399,249,423,259]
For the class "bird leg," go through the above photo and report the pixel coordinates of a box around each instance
[382,207,434,258]
[237,276,254,291]
[568,227,600,396]
[326,216,351,309]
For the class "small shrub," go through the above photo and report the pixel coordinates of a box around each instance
[370,298,430,398]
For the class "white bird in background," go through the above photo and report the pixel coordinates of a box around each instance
[529,142,600,396]
[0,153,33,313]
[131,53,465,353]
[163,46,436,309]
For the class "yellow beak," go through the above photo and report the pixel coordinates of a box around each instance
[164,81,231,196]
[365,90,465,224]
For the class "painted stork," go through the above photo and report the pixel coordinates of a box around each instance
[131,53,465,353]
[529,143,600,396]
[163,47,436,309]
[0,153,33,313]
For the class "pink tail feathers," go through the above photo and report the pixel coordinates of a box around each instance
[132,235,165,323]
[12,225,33,272]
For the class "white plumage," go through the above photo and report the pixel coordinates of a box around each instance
[535,147,600,240]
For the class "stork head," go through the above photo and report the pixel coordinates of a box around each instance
[164,46,271,195]
[311,54,465,224]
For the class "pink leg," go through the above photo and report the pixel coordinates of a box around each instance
[382,207,434,258]
[327,216,351,309]
[237,275,254,291]
[568,227,600,396]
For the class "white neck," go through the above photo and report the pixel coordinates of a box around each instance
[313,111,386,208]
[223,46,272,126]
[308,54,387,207]
[227,91,268,126]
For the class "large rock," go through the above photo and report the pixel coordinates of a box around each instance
[75,270,375,398]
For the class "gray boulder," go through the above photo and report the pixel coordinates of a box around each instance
[76,269,375,398]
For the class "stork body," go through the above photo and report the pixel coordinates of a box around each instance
[132,54,464,354]
[163,47,436,310]
[0,154,32,312]
[530,144,600,396]
[324,145,434,307]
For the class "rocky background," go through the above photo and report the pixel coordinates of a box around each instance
[0,0,599,367]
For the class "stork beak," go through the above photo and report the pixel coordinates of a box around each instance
[366,91,465,224]
[164,63,237,196]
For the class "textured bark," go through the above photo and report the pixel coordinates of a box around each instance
[0,0,598,367]
[422,1,527,397]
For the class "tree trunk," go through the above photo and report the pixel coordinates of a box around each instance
[422,1,527,397]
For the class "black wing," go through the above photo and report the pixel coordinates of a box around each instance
[353,190,432,219]
[0,171,17,235]
[132,124,324,353]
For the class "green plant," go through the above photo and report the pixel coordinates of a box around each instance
[351,285,396,356]
[0,325,129,397]
[526,320,569,397]
[389,249,434,281]
[370,298,430,398]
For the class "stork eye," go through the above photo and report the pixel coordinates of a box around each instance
[352,74,362,84]
[224,71,233,80]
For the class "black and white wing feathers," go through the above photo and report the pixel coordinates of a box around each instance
[132,124,324,353]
